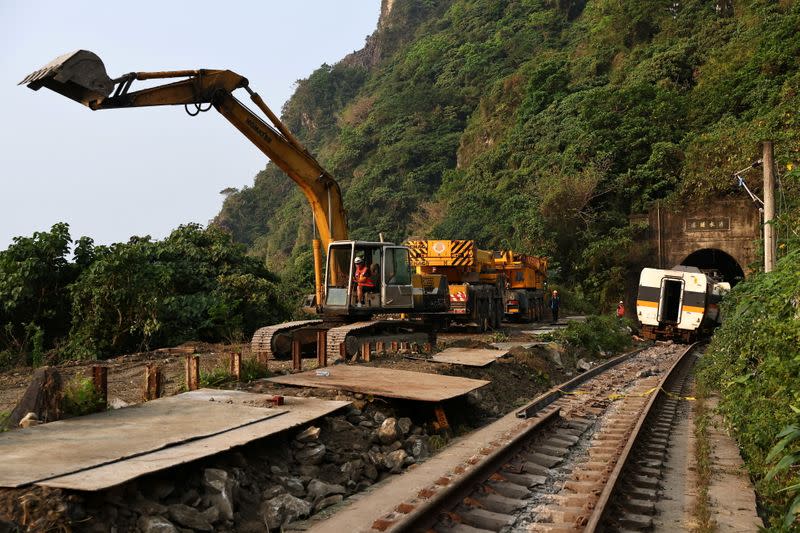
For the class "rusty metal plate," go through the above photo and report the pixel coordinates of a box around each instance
[0,390,286,488]
[38,392,349,491]
[431,348,508,367]
[268,366,489,402]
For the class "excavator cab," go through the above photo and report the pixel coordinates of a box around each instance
[324,241,414,314]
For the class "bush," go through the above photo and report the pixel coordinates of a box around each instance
[62,376,105,417]
[551,314,633,358]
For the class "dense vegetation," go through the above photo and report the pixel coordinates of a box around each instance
[0,223,290,367]
[217,0,800,304]
[698,244,800,529]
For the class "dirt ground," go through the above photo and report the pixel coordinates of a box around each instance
[0,322,569,421]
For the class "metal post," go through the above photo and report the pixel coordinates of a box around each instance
[763,141,777,272]
[230,352,241,381]
[185,355,199,391]
[145,363,161,400]
[91,366,107,407]
[292,339,302,372]
[317,330,328,367]
[361,342,371,362]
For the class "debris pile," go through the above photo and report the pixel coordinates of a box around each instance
[1,404,433,532]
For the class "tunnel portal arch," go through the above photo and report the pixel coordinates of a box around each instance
[680,248,745,286]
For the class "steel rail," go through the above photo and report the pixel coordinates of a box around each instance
[386,408,561,532]
[382,344,650,532]
[583,341,700,532]
[516,346,646,418]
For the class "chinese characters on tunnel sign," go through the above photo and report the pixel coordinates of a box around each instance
[684,217,731,232]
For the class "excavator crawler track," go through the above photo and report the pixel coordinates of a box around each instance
[251,319,323,360]
[326,320,436,361]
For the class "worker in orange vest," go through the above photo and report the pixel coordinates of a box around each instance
[616,300,625,318]
[354,257,375,307]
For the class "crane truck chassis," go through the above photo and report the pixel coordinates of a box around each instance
[407,240,548,331]
[21,50,451,360]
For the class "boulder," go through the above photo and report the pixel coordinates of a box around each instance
[167,504,213,532]
[405,436,430,460]
[367,450,384,467]
[306,479,345,502]
[297,464,320,478]
[328,418,356,433]
[313,494,344,513]
[201,505,220,525]
[295,444,326,465]
[377,418,399,444]
[261,485,285,500]
[18,412,40,428]
[340,459,364,482]
[260,494,311,529]
[576,358,593,372]
[383,449,408,473]
[147,479,175,501]
[397,417,412,436]
[284,477,305,497]
[296,426,321,443]
[137,515,178,533]
[202,468,235,521]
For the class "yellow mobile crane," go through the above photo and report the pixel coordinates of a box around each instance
[21,50,448,359]
[406,240,505,331]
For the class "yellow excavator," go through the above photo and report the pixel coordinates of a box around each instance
[21,50,449,360]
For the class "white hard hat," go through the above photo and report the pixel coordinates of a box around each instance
[354,257,363,264]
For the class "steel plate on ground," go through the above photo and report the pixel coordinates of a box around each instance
[268,366,490,402]
[0,390,286,488]
[431,348,509,367]
[39,392,349,491]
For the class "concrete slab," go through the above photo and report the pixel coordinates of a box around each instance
[0,390,287,488]
[268,366,489,402]
[431,348,508,367]
[40,392,349,491]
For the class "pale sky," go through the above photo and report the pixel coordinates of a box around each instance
[0,1,381,249]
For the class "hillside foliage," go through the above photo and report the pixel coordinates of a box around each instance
[216,0,800,304]
[698,245,800,529]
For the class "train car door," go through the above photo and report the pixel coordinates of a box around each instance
[658,277,684,324]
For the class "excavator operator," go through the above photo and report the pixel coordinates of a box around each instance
[354,257,376,307]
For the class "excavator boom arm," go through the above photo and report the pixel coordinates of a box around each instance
[20,51,348,248]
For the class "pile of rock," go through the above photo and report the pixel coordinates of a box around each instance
[259,406,430,528]
[71,404,431,532]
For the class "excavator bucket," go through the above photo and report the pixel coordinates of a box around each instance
[19,50,114,107]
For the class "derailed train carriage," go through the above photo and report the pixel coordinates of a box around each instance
[636,266,731,342]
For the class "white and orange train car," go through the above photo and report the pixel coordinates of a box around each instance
[636,266,730,342]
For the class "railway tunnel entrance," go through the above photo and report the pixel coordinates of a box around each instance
[626,197,761,311]
[681,248,745,286]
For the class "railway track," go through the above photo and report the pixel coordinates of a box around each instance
[361,342,698,533]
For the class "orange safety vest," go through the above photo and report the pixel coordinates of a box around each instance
[354,264,375,287]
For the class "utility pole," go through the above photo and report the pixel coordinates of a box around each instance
[763,141,777,272]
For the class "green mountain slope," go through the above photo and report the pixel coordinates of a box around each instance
[215,0,800,302]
